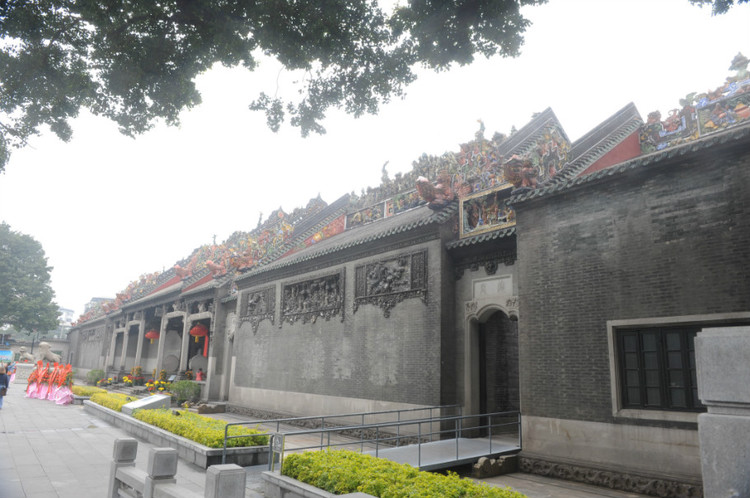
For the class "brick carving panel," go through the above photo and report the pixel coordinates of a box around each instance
[240,286,275,333]
[281,271,344,325]
[354,251,428,318]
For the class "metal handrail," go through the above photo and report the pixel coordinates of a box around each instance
[228,410,521,470]
[272,410,521,469]
[221,404,461,464]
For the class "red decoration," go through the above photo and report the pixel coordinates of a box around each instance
[189,323,208,343]
[145,329,160,344]
[189,322,210,357]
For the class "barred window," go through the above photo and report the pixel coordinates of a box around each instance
[618,326,703,412]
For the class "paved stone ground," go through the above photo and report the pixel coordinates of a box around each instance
[0,381,649,498]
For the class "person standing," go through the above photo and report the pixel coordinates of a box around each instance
[0,365,8,410]
[7,361,16,383]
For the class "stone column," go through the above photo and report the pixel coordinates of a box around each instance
[155,315,168,375]
[107,330,118,369]
[179,319,191,372]
[133,320,146,369]
[119,329,128,371]
[696,326,750,498]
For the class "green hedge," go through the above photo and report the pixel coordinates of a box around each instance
[71,385,106,396]
[171,380,201,403]
[132,409,269,448]
[282,450,526,497]
[90,392,138,412]
[86,369,106,385]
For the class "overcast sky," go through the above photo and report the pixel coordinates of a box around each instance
[1,0,748,319]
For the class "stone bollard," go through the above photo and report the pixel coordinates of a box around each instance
[205,464,246,498]
[143,447,178,498]
[108,438,138,498]
[696,326,750,498]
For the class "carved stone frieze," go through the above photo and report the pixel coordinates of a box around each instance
[354,250,428,318]
[506,296,519,320]
[454,250,516,280]
[519,457,702,498]
[81,329,105,341]
[281,271,344,325]
[240,286,275,333]
[171,300,185,313]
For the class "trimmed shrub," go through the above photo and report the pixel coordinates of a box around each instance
[171,380,201,403]
[90,392,138,412]
[86,369,106,385]
[132,409,269,448]
[282,450,527,497]
[71,385,106,396]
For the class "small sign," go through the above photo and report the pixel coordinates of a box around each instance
[268,432,285,472]
[168,375,177,382]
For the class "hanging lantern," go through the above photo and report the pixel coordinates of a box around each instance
[145,329,160,345]
[189,323,208,343]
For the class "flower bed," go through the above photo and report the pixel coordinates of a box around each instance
[132,408,268,448]
[71,385,106,397]
[281,450,526,497]
[90,392,138,412]
[83,400,269,468]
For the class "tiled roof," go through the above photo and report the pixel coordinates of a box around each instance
[446,226,516,250]
[510,121,750,205]
[550,103,643,184]
[496,108,569,157]
[238,202,457,279]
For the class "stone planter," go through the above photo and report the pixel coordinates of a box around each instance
[84,400,269,469]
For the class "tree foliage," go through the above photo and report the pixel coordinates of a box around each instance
[689,0,749,14]
[0,222,59,333]
[0,0,546,171]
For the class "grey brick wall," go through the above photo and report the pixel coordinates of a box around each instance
[233,239,444,406]
[516,146,750,423]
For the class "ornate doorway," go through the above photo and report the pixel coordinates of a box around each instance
[478,311,519,414]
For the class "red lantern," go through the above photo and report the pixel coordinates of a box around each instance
[189,323,208,343]
[145,329,160,344]
[189,322,210,357]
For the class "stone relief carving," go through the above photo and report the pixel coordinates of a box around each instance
[281,271,344,325]
[171,300,185,313]
[506,296,519,320]
[454,250,516,280]
[519,457,701,498]
[354,251,427,318]
[226,312,238,342]
[240,286,275,333]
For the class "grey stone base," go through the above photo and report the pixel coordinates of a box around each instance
[472,455,518,478]
[84,400,269,469]
[519,456,703,498]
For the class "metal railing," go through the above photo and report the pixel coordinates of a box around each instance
[222,404,461,464]
[223,406,521,471]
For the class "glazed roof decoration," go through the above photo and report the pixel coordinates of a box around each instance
[640,53,750,153]
[72,197,329,325]
[72,55,748,327]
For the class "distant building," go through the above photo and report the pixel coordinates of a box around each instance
[53,307,75,338]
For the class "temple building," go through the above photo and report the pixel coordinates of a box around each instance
[68,54,750,496]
